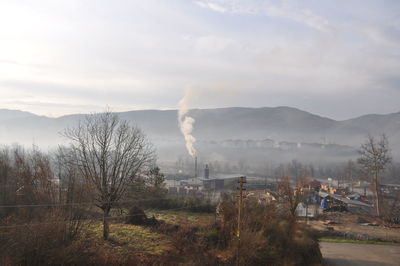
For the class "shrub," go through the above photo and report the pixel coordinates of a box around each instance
[135,195,216,213]
[201,227,226,249]
[160,224,220,265]
[126,206,160,226]
[217,194,322,265]
[0,210,90,266]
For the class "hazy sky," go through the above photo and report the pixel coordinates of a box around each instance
[0,0,399,119]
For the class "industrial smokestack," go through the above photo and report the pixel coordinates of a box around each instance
[194,156,198,178]
[204,164,209,179]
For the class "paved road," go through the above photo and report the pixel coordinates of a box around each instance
[321,242,400,266]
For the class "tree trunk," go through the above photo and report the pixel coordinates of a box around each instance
[103,208,110,240]
[375,172,380,216]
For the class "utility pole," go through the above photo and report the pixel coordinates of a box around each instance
[305,186,309,224]
[236,176,246,266]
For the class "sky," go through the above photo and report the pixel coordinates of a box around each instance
[0,0,399,119]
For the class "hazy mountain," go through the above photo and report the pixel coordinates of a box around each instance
[0,109,37,121]
[0,107,399,161]
[342,112,400,137]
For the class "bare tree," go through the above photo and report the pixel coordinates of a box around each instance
[277,177,301,221]
[64,111,154,239]
[344,160,358,192]
[288,159,303,183]
[357,134,392,216]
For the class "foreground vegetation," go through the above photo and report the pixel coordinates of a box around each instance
[0,195,322,265]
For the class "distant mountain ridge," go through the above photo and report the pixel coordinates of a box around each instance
[0,107,399,159]
[0,109,37,121]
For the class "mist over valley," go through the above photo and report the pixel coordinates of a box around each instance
[1,107,399,175]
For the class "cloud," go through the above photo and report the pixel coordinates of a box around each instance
[0,0,399,119]
[194,35,234,53]
[195,1,226,13]
[194,0,334,32]
[264,5,333,33]
[362,24,400,47]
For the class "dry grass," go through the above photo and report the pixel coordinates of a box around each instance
[84,221,172,256]
[146,210,214,225]
[76,210,216,263]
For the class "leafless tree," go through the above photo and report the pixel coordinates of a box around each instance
[357,134,392,216]
[344,160,358,192]
[0,147,16,217]
[55,146,91,205]
[277,177,301,221]
[288,159,303,183]
[63,111,155,239]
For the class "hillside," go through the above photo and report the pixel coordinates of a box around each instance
[0,109,37,121]
[0,107,399,161]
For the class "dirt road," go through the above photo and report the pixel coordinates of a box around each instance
[321,242,400,266]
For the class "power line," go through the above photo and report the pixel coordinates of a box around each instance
[236,176,246,266]
[0,195,200,209]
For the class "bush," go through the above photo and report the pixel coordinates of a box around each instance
[126,206,160,226]
[201,226,226,249]
[138,196,216,213]
[0,210,91,266]
[160,224,220,265]
[217,194,322,266]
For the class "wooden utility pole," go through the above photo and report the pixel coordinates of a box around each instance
[236,176,246,266]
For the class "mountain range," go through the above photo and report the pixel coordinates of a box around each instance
[0,107,399,162]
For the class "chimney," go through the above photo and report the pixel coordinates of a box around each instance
[194,156,198,178]
[204,164,209,179]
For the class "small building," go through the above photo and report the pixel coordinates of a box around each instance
[201,178,224,190]
[296,203,315,218]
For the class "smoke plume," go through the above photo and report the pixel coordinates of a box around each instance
[178,89,197,157]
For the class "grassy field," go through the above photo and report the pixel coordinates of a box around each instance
[85,222,171,256]
[82,210,215,258]
[145,210,214,225]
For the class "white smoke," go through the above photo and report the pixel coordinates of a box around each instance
[178,89,197,157]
